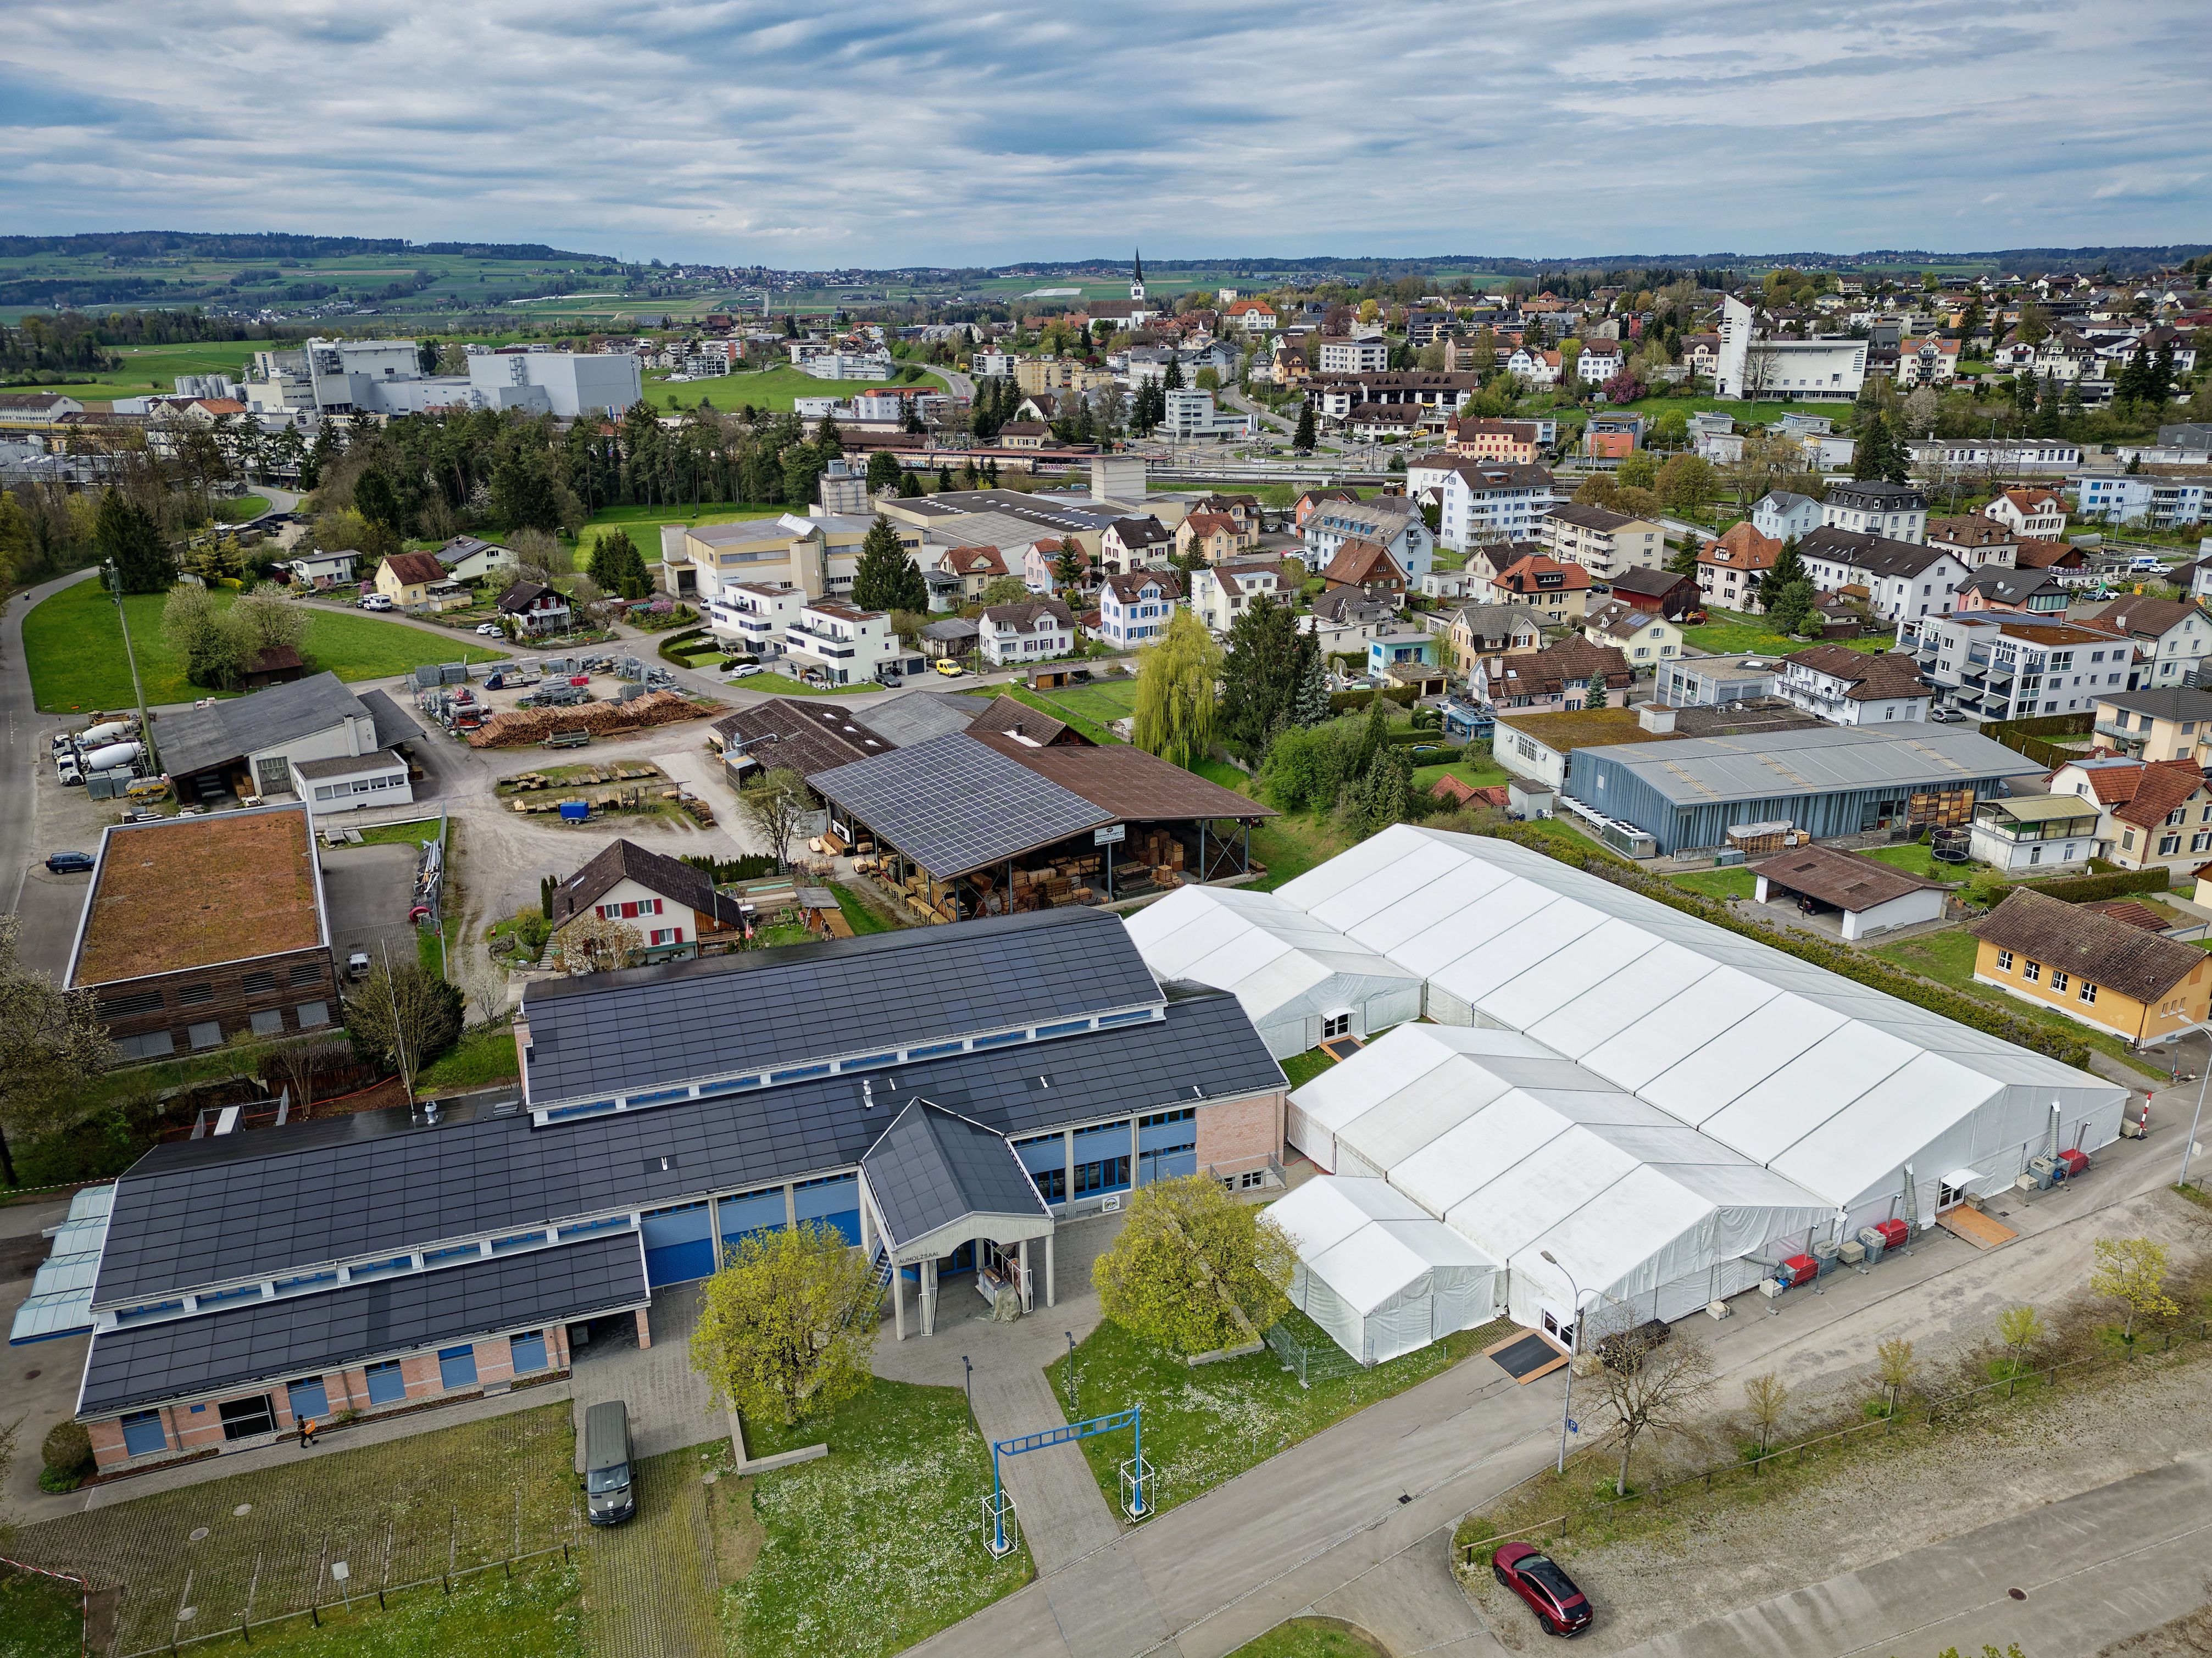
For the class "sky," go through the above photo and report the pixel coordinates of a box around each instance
[2,0,2207,269]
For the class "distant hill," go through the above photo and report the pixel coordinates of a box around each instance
[0,231,605,262]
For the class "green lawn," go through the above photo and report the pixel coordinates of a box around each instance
[1248,813,1355,892]
[1043,678,1140,728]
[737,670,879,697]
[1412,755,1510,794]
[1611,392,1870,426]
[990,682,1125,745]
[1057,1310,1514,1518]
[0,1567,83,1658]
[1670,867,1756,900]
[22,579,503,713]
[350,818,445,848]
[1859,840,1948,879]
[1682,611,1898,658]
[214,492,273,522]
[830,881,893,935]
[1871,927,2161,1080]
[2,1404,581,1657]
[419,1022,524,1092]
[1230,1617,1391,1658]
[1517,815,1614,860]
[726,1379,1032,1658]
[643,363,920,415]
[1279,1047,1336,1090]
[573,501,786,565]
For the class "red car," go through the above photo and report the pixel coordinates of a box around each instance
[1492,1541,1594,1637]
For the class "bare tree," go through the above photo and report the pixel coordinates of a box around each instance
[343,958,461,1111]
[559,911,644,973]
[738,766,814,867]
[272,1037,347,1117]
[1739,336,1782,403]
[1589,1328,1715,1494]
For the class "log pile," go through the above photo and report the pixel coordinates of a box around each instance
[466,692,719,749]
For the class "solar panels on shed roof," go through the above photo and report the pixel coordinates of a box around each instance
[814,732,1113,878]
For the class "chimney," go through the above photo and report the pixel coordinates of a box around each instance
[1635,701,1677,734]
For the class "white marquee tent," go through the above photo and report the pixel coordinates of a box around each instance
[1275,827,2125,1234]
[1290,1026,1834,1331]
[1268,1175,1500,1365]
[1125,885,1425,1059]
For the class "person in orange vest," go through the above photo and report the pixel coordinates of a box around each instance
[299,1416,319,1449]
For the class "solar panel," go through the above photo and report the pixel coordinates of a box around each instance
[815,733,1111,877]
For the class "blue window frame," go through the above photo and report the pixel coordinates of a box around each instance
[1097,1008,1157,1028]
[197,1283,263,1308]
[274,1271,337,1295]
[697,1075,759,1096]
[546,1099,616,1122]
[438,1345,479,1390]
[491,1232,546,1254]
[558,1216,633,1240]
[769,1062,831,1083]
[1036,1019,1092,1038]
[972,1030,1028,1049]
[838,1053,897,1072]
[364,1361,407,1406]
[120,1409,166,1457]
[423,1244,481,1266]
[286,1376,329,1421]
[510,1331,548,1374]
[1031,1165,1067,1203]
[1074,1155,1131,1197]
[905,1040,964,1059]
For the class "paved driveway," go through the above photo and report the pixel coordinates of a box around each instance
[318,841,427,979]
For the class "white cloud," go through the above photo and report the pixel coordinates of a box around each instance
[0,0,2204,264]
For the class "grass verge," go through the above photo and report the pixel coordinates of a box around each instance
[348,819,445,848]
[1056,1310,1513,1518]
[734,671,879,697]
[830,881,894,935]
[223,1560,583,1657]
[1279,1047,1335,1090]
[420,1022,523,1092]
[22,580,501,713]
[1669,867,1755,901]
[1229,1616,1391,1657]
[719,1378,1032,1658]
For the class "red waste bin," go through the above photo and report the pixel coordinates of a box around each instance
[1870,1219,1909,1252]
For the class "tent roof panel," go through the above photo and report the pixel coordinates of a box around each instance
[1577,966,1786,1092]
[1636,998,1852,1129]
[1426,899,1613,1006]
[1480,918,1669,1032]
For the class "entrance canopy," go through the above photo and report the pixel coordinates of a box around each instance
[858,1099,1054,1266]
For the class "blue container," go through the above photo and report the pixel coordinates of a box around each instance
[559,802,590,823]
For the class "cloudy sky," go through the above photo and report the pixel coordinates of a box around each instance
[2,0,2206,268]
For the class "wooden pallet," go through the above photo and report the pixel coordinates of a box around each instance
[1935,1205,2018,1250]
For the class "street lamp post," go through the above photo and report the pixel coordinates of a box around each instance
[1539,1250,1591,1476]
[2175,1026,2212,1194]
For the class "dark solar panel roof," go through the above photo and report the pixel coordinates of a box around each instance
[813,732,1113,878]
[93,990,1279,1308]
[860,1102,1048,1249]
[80,1230,646,1415]
[518,907,1158,1104]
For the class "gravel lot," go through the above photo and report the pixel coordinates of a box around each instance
[1459,1186,2212,1655]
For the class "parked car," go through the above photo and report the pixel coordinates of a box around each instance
[359,594,394,611]
[475,622,505,637]
[1492,1542,1593,1637]
[45,850,95,874]
[1928,706,1965,724]
[727,663,763,678]
[934,659,966,677]
[583,1401,636,1526]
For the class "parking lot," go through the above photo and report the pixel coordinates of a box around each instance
[319,840,435,982]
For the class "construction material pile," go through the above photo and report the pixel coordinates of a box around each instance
[466,691,719,749]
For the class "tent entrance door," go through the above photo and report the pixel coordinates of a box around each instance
[1539,1304,1575,1353]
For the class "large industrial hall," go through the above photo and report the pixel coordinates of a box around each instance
[1133,826,2127,1367]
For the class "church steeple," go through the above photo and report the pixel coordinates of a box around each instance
[1130,249,1146,303]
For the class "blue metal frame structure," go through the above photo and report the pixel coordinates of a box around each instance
[985,1405,1151,1556]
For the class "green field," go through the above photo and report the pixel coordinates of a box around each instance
[1681,609,1893,658]
[643,361,929,415]
[22,577,504,712]
[1670,866,1757,900]
[573,500,785,564]
[1610,392,1873,426]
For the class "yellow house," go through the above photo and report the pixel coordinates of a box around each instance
[374,550,452,608]
[1967,887,2212,1043]
[2093,689,2212,766]
[1581,599,1682,668]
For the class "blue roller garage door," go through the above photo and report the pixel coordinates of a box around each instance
[642,1201,715,1286]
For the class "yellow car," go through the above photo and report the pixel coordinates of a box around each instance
[934,659,966,677]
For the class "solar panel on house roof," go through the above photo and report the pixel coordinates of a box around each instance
[814,732,1113,878]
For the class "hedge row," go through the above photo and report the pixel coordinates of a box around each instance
[2024,866,2171,902]
[1330,686,1420,714]
[1479,822,2094,1073]
[655,625,716,666]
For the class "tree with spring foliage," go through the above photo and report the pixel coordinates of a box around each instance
[1092,1174,1294,1356]
[2089,1236,2179,1343]
[0,915,115,1189]
[691,1222,879,1426]
[1133,609,1221,769]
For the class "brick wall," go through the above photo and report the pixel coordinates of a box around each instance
[1196,1088,1285,1176]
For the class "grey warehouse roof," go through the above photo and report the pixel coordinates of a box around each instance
[93,987,1279,1310]
[814,731,1113,879]
[861,1101,1049,1250]
[80,1229,646,1415]
[519,906,1160,1105]
[157,672,377,778]
[1573,722,2046,807]
[851,689,983,748]
[355,687,425,749]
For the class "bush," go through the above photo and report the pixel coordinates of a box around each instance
[2023,867,2170,902]
[41,1418,92,1483]
[655,625,715,666]
[1329,686,1418,714]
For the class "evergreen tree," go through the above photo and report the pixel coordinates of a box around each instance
[897,469,924,498]
[1218,594,1305,765]
[1764,577,1818,637]
[1163,356,1185,392]
[1293,401,1317,454]
[586,528,652,599]
[1289,632,1331,727]
[1352,742,1411,836]
[2148,343,2176,408]
[937,465,954,492]
[1851,411,1894,482]
[1765,535,1807,592]
[95,489,175,593]
[865,449,902,493]
[1052,538,1088,591]
[850,514,926,612]
[815,412,844,456]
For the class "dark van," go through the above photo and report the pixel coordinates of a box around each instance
[583,1400,636,1526]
